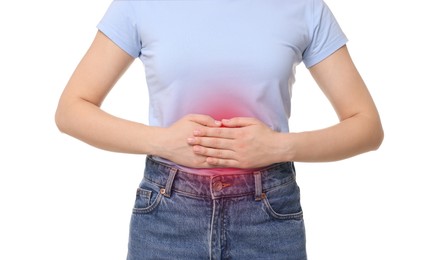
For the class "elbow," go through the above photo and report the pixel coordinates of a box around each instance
[353,112,384,153]
[55,101,72,134]
[369,119,384,151]
[373,129,384,151]
[55,95,82,134]
[55,106,67,134]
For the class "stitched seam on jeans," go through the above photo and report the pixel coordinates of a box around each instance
[132,193,163,214]
[262,198,304,220]
[263,179,295,193]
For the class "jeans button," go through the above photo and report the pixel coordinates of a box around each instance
[213,181,223,192]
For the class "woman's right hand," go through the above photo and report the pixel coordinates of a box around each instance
[152,114,222,168]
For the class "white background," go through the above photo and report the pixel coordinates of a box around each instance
[1,0,436,259]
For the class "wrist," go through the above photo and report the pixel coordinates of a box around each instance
[275,132,297,163]
[143,126,167,157]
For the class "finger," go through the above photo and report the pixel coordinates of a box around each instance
[193,127,236,139]
[221,117,259,127]
[206,157,239,168]
[186,114,222,127]
[187,136,233,149]
[192,145,235,159]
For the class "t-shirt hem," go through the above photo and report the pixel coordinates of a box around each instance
[96,23,139,58]
[303,37,348,68]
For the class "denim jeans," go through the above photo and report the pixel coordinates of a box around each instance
[127,157,307,260]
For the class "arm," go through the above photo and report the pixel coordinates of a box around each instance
[55,31,155,154]
[188,45,384,167]
[286,45,384,162]
[55,31,220,167]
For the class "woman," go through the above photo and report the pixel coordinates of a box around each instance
[55,0,383,259]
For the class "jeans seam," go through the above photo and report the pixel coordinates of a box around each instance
[262,197,303,220]
[132,193,163,214]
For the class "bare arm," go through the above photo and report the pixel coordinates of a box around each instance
[55,31,220,167]
[188,45,384,167]
[283,45,384,162]
[55,31,157,154]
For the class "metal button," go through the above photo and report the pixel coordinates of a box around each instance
[213,181,223,192]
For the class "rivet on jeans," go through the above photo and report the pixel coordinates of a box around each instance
[256,192,267,201]
[261,193,267,199]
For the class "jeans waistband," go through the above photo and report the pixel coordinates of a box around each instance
[143,156,296,200]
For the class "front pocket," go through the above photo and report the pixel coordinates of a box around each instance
[133,188,152,209]
[262,181,304,220]
[132,187,163,214]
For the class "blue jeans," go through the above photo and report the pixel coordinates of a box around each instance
[127,157,307,260]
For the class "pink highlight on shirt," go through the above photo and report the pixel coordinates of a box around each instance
[176,79,261,174]
[185,80,255,121]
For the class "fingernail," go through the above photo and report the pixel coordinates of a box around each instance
[187,137,194,144]
[193,130,201,135]
[214,120,221,126]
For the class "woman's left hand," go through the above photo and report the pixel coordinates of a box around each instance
[187,117,288,168]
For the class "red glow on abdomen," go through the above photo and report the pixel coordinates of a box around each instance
[187,81,254,121]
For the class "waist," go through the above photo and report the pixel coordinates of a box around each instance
[151,155,263,175]
[143,156,296,199]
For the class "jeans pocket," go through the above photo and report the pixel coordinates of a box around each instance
[132,182,163,214]
[262,180,303,220]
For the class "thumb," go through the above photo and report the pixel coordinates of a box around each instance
[221,117,258,127]
[187,114,222,127]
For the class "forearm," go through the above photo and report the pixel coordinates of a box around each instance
[55,98,161,155]
[282,113,384,162]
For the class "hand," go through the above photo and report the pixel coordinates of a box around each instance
[154,114,222,168]
[187,117,288,168]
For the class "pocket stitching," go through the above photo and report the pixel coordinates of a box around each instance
[136,188,152,205]
[262,194,303,220]
[132,187,164,214]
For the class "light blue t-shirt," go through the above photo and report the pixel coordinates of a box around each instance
[97,0,347,172]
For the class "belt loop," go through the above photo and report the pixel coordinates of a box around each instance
[254,171,263,201]
[161,168,178,198]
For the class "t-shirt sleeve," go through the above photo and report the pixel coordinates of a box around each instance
[302,0,348,68]
[97,0,141,58]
